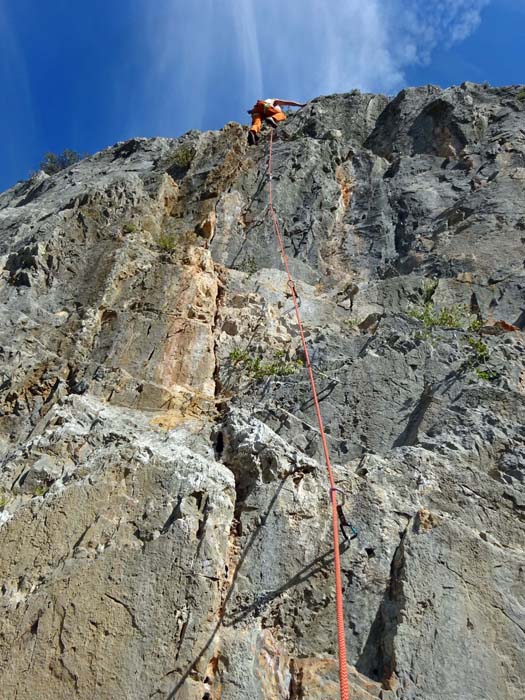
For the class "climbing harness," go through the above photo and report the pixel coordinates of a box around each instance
[267,130,350,700]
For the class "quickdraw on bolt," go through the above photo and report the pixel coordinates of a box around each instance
[337,505,358,542]
[330,487,358,543]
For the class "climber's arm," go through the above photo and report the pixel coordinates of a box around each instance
[273,99,306,108]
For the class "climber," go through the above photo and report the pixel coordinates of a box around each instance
[247,98,306,145]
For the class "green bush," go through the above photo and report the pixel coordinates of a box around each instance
[343,318,359,330]
[474,368,498,381]
[158,233,177,251]
[229,347,303,380]
[466,335,490,362]
[468,318,483,332]
[32,485,48,497]
[122,222,138,234]
[409,291,500,382]
[409,302,466,330]
[465,335,499,381]
[172,145,195,169]
[40,149,86,175]
[517,89,525,101]
[229,348,250,363]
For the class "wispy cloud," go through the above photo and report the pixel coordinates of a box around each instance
[232,0,263,100]
[387,0,491,65]
[132,0,491,136]
[252,1,403,96]
[254,0,491,95]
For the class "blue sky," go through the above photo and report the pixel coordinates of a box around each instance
[0,0,523,191]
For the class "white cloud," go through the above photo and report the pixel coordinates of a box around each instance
[232,0,263,100]
[133,0,491,134]
[247,0,403,97]
[263,0,490,94]
[387,0,491,66]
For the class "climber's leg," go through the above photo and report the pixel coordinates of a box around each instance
[248,113,262,145]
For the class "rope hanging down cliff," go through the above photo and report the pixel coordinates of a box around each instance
[267,129,350,700]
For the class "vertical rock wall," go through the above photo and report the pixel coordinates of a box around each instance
[0,86,524,699]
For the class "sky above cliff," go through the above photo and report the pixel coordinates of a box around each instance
[0,0,524,191]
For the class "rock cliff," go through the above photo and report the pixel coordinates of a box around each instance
[0,83,524,700]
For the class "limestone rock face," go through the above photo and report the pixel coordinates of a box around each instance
[0,85,524,699]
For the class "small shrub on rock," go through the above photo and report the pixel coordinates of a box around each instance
[158,233,177,251]
[172,145,195,169]
[409,302,466,330]
[229,347,303,381]
[40,149,86,175]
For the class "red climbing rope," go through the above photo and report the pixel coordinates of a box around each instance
[267,130,350,700]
